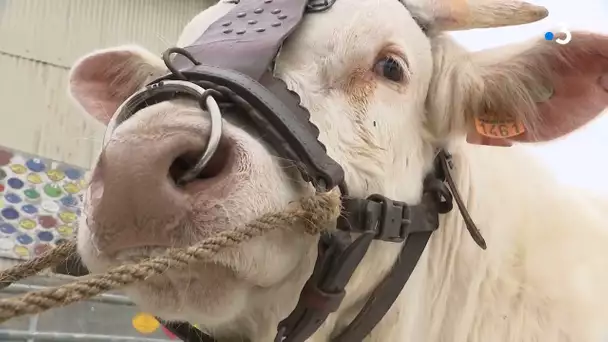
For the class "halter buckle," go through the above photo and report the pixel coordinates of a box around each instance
[366,194,411,242]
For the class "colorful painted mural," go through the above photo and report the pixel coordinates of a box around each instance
[0,146,87,260]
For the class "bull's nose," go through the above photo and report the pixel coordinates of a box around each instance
[86,127,231,255]
[101,129,230,188]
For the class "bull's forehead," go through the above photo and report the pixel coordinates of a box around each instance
[278,0,430,70]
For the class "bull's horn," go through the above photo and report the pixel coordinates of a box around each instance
[405,0,549,31]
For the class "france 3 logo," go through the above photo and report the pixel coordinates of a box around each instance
[544,25,572,45]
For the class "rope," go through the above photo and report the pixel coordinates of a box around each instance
[0,191,341,324]
[0,240,78,290]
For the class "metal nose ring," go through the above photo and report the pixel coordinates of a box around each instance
[110,80,224,185]
[175,83,223,184]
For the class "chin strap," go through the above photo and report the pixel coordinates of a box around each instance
[274,152,454,342]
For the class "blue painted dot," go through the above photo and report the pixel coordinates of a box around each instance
[7,177,24,189]
[37,231,54,242]
[60,195,77,207]
[0,223,16,234]
[4,193,22,204]
[64,168,82,180]
[1,208,19,220]
[25,159,45,172]
[16,234,33,245]
[544,32,554,40]
[21,204,38,214]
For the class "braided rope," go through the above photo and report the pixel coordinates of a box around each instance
[0,240,78,290]
[0,191,340,324]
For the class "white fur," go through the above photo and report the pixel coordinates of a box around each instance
[70,0,608,341]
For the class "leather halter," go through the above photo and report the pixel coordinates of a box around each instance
[55,0,486,340]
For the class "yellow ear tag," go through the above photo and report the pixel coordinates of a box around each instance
[474,113,526,138]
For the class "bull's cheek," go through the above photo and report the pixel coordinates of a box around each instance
[122,263,250,323]
[216,230,318,287]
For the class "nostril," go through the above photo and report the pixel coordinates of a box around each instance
[168,140,231,184]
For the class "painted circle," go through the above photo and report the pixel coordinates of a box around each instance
[13,245,29,257]
[1,208,19,220]
[0,150,12,166]
[59,211,77,223]
[38,216,57,228]
[26,159,46,172]
[64,168,82,180]
[19,219,36,230]
[60,196,78,207]
[43,184,63,197]
[544,32,554,40]
[34,243,51,256]
[57,225,74,236]
[9,164,27,174]
[16,234,33,245]
[0,239,15,250]
[63,182,80,194]
[4,193,21,204]
[0,168,6,180]
[46,169,65,182]
[21,204,38,214]
[27,173,42,184]
[7,177,24,189]
[24,188,40,200]
[37,231,54,242]
[132,313,160,334]
[0,223,16,234]
[0,184,4,193]
[41,201,60,213]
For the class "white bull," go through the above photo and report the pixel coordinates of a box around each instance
[67,0,608,341]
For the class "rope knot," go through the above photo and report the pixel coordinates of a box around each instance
[298,190,341,234]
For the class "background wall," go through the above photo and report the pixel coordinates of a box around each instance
[0,0,213,169]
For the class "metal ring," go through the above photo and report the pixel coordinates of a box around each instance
[172,81,224,185]
[162,47,202,80]
[108,80,223,185]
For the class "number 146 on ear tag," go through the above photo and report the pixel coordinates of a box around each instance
[474,114,525,138]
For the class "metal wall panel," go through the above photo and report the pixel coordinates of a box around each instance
[0,0,215,168]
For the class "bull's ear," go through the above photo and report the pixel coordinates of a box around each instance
[68,45,166,125]
[465,32,608,146]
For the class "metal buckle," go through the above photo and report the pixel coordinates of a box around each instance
[306,0,337,12]
[366,194,411,242]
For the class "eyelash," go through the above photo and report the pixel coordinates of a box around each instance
[373,54,409,83]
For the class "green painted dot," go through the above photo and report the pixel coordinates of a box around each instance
[0,169,5,180]
[43,184,62,198]
[23,189,40,199]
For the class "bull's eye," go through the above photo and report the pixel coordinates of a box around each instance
[374,56,404,82]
